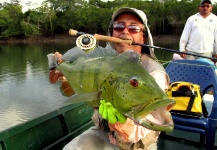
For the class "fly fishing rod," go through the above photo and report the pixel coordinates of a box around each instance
[133,42,217,61]
[69,29,217,60]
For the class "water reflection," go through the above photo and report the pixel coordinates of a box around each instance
[154,42,179,62]
[0,43,74,132]
[0,41,178,132]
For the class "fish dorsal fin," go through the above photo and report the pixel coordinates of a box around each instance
[120,50,140,61]
[62,46,86,62]
[61,46,118,61]
[87,46,118,58]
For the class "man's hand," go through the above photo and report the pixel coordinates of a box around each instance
[49,69,63,83]
[47,52,63,70]
[47,52,64,84]
[99,100,127,124]
[212,54,217,64]
[180,50,186,58]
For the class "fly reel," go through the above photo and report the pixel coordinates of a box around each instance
[76,34,96,53]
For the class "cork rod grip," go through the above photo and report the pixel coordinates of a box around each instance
[69,29,78,36]
[69,29,132,45]
[94,34,132,45]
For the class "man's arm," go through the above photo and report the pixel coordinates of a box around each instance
[179,17,192,58]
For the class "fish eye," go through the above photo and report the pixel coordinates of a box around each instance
[130,78,139,87]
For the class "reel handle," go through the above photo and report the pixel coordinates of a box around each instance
[69,29,132,45]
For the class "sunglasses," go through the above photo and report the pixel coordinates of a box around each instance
[113,24,143,33]
[200,5,212,8]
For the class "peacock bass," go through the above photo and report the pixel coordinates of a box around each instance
[47,46,175,132]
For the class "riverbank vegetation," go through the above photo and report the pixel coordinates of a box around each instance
[0,0,216,40]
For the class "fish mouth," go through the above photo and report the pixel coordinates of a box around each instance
[126,99,175,132]
[138,106,174,132]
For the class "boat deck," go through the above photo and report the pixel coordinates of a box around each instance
[158,129,217,150]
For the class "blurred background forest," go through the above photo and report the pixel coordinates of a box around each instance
[1,0,217,40]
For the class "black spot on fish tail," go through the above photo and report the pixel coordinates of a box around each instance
[109,80,113,85]
[103,87,107,91]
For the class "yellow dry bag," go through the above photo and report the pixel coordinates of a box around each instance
[167,82,208,117]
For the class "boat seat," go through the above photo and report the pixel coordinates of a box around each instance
[165,59,217,150]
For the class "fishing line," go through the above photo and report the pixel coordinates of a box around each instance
[132,42,217,61]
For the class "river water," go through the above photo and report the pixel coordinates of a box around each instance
[0,41,178,132]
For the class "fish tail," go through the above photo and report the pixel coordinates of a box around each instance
[47,53,57,70]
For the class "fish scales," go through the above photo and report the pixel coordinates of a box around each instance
[60,56,113,94]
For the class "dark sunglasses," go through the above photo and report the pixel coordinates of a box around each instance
[200,5,212,8]
[113,24,143,33]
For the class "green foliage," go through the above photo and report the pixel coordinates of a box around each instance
[0,3,23,38]
[1,0,217,39]
[20,20,41,37]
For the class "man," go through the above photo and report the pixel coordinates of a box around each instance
[50,7,169,150]
[179,0,217,59]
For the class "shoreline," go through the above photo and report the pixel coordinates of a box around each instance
[153,35,180,43]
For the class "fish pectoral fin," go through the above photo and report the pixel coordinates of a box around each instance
[64,91,102,105]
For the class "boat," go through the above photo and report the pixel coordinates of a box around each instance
[0,102,94,150]
[0,98,215,150]
[1,59,217,150]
